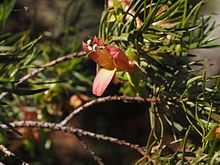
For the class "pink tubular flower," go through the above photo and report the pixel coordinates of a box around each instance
[82,36,134,96]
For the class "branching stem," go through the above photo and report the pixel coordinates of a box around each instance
[0,121,147,157]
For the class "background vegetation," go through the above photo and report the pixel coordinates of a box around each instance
[0,0,220,164]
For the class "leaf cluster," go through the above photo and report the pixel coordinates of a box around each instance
[100,0,220,164]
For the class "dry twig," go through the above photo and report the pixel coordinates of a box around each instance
[60,95,160,125]
[0,144,29,165]
[0,121,147,157]
[0,51,85,101]
[77,135,104,165]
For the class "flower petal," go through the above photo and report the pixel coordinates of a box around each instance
[98,38,104,46]
[92,68,116,96]
[92,48,115,70]
[92,36,104,46]
[106,46,133,71]
[93,36,99,45]
[82,42,89,53]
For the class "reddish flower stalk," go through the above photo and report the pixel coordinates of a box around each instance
[83,36,134,96]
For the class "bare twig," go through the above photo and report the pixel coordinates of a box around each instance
[77,135,104,165]
[17,52,85,85]
[0,144,29,165]
[0,51,85,101]
[60,95,160,125]
[0,121,147,157]
[0,119,22,136]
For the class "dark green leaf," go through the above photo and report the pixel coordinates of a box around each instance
[0,87,49,96]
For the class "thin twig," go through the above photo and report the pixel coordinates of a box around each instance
[77,135,104,165]
[0,144,29,165]
[0,121,147,157]
[60,95,160,125]
[0,51,85,101]
[17,52,85,85]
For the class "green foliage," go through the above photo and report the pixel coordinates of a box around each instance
[100,0,220,164]
[0,0,96,164]
[0,0,220,164]
[0,0,16,31]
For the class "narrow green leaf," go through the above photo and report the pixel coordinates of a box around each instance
[0,87,49,96]
[0,55,21,63]
[21,35,43,51]
[0,0,16,31]
[141,0,162,32]
[154,0,182,22]
[181,0,188,28]
[186,76,203,87]
[199,45,220,48]
[181,126,191,164]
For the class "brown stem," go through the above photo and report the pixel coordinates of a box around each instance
[0,121,147,157]
[77,135,105,165]
[0,144,29,165]
[0,51,85,101]
[60,95,160,125]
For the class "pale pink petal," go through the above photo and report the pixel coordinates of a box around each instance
[82,42,89,53]
[98,38,104,46]
[93,36,99,45]
[92,68,116,96]
[92,36,104,46]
